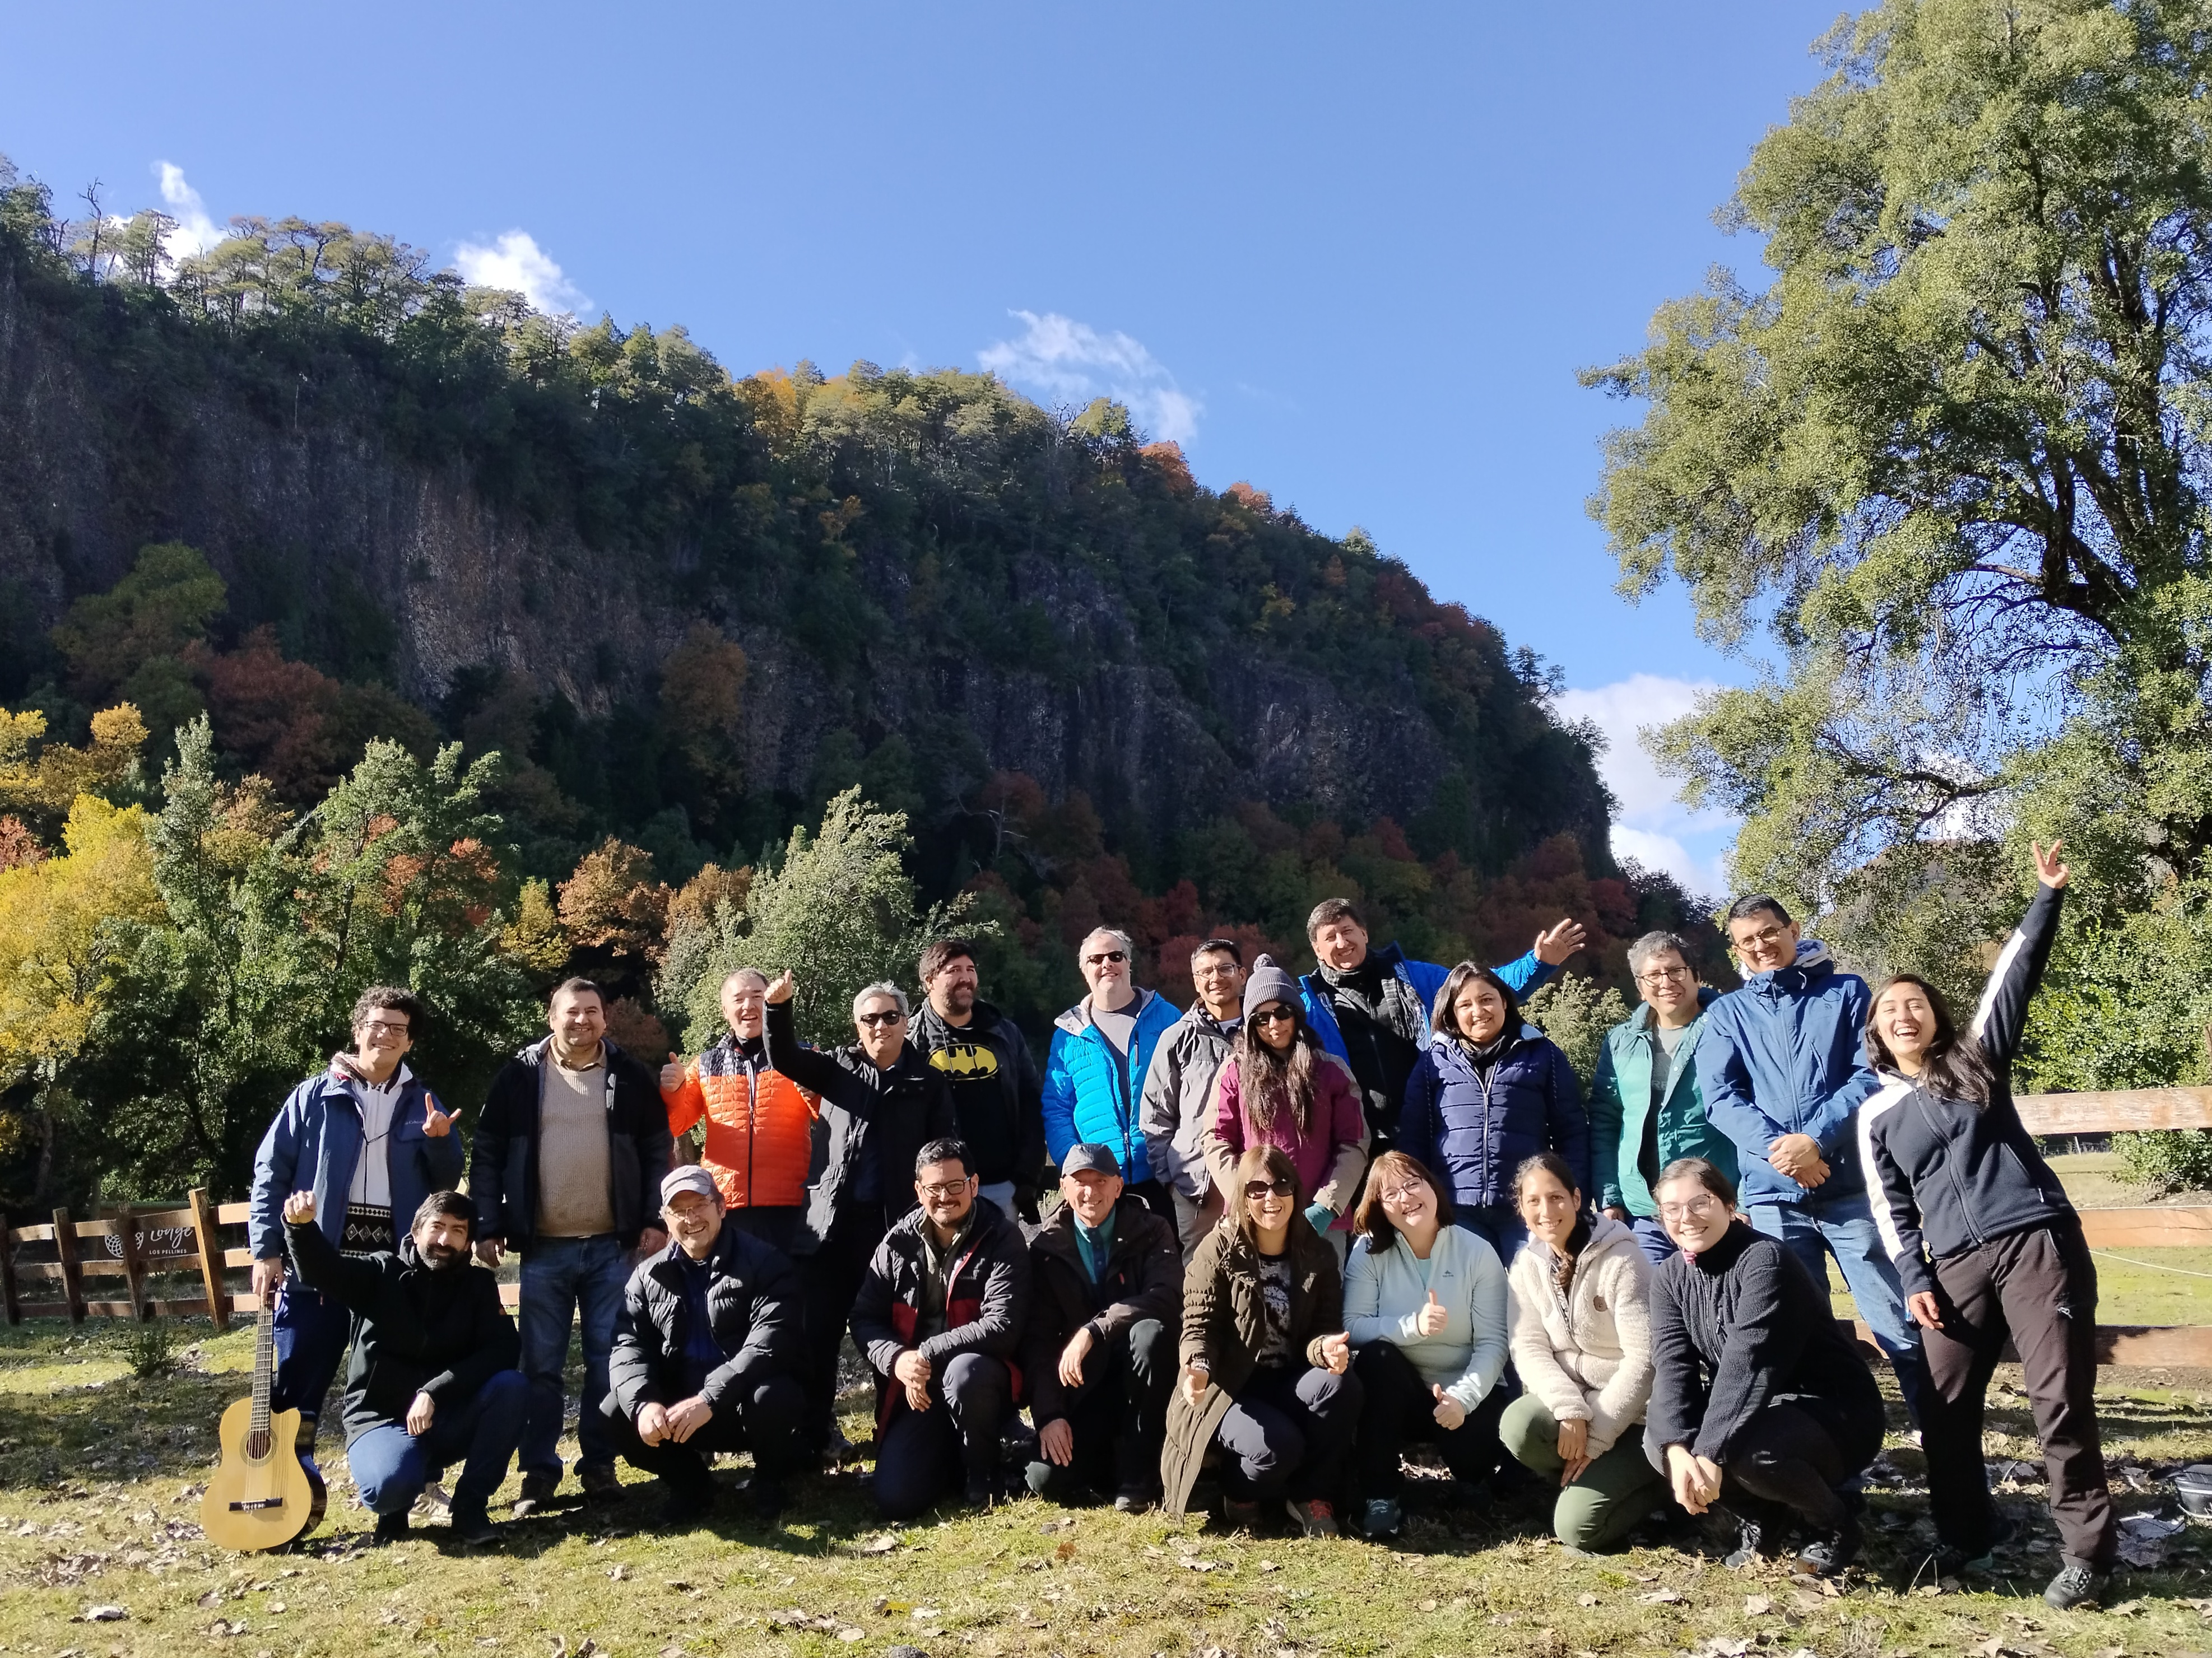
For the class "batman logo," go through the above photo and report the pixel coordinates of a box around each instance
[931,1043,1001,1079]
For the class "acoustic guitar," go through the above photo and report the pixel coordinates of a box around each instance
[202,1300,326,1551]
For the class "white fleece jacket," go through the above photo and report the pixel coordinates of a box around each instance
[1506,1212,1654,1458]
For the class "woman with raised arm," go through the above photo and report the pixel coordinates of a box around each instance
[1340,1151,1508,1540]
[1860,841,2116,1611]
[1646,1156,1883,1577]
[1161,1145,1361,1537]
[1498,1153,1665,1552]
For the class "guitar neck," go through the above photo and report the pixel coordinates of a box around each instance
[250,1301,274,1437]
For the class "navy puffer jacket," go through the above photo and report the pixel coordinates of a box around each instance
[1400,1024,1591,1213]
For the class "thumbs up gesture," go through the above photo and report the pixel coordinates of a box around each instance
[1319,1331,1351,1375]
[421,1092,453,1138]
[1430,1381,1467,1431]
[1415,1287,1448,1336]
[765,970,796,1005]
[660,1057,690,1093]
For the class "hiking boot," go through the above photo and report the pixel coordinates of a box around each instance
[1797,1515,1862,1576]
[2043,1562,2110,1611]
[1285,1498,1339,1538]
[1724,1517,1780,1569]
[1358,1497,1404,1539]
[1222,1498,1263,1531]
[963,1471,1001,1510]
[578,1462,623,1504]
[450,1507,499,1548]
[510,1470,558,1518]
[1928,1514,2018,1579]
[656,1479,716,1529]
[745,1477,788,1525]
[369,1511,411,1547]
[820,1422,856,1471]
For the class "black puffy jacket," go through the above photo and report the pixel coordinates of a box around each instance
[471,1037,673,1251]
[607,1227,803,1413]
[1860,882,2077,1299]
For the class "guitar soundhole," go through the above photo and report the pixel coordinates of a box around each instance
[245,1429,272,1461]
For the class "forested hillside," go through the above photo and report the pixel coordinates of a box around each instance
[0,158,1702,1210]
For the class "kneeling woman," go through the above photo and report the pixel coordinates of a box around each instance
[1500,1153,1666,1551]
[1646,1157,1883,1575]
[1341,1151,1509,1538]
[1163,1146,1361,1536]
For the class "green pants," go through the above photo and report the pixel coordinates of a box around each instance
[1499,1392,1667,1551]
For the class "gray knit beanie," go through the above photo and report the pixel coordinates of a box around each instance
[1242,953,1302,1022]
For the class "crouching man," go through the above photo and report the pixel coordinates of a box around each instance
[1024,1143,1181,1510]
[851,1138,1031,1517]
[280,1188,524,1547]
[602,1165,809,1526]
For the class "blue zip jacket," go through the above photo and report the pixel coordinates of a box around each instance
[1696,940,1878,1207]
[248,1064,464,1260]
[1399,1023,1590,1214]
[1043,988,1182,1182]
[1296,943,1557,1073]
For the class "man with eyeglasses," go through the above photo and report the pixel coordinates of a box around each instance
[660,968,819,1251]
[248,985,461,1474]
[1697,895,1930,1429]
[1298,898,1587,1156]
[850,1138,1031,1515]
[758,970,955,1464]
[912,938,1046,1222]
[1140,938,1249,1258]
[1589,933,1739,1265]
[1043,929,1181,1215]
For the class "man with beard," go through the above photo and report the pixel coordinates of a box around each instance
[281,1188,524,1547]
[912,939,1046,1221]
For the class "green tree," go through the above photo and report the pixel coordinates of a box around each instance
[1523,974,1630,1093]
[49,543,226,728]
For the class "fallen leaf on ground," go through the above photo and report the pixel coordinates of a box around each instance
[1744,1596,1773,1615]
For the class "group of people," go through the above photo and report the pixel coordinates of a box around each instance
[247,847,2120,1610]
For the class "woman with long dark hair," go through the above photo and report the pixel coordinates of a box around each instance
[1341,1150,1509,1538]
[1399,961,1589,1259]
[1206,956,1369,1247]
[1860,841,2115,1610]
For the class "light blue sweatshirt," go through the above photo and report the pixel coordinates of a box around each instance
[1343,1220,1508,1413]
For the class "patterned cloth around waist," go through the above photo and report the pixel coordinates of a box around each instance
[340,1205,396,1256]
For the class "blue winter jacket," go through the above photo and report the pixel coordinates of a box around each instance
[1399,1023,1590,1214]
[1696,941,1878,1208]
[1296,943,1557,1073]
[1043,988,1182,1182]
[248,1064,464,1261]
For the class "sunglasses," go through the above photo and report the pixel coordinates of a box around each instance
[1243,1177,1295,1200]
[1252,1006,1296,1026]
[857,1009,904,1027]
[1084,950,1127,966]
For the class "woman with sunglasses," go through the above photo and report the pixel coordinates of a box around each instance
[1400,962,1589,1262]
[1340,1151,1508,1539]
[1498,1152,1664,1552]
[1161,1145,1360,1536]
[1646,1156,1883,1576]
[1205,957,1369,1252]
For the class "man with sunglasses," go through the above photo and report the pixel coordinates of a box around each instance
[1141,938,1250,1257]
[851,1138,1031,1515]
[759,971,955,1465]
[1043,929,1181,1215]
[912,938,1046,1222]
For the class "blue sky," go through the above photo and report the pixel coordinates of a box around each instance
[6,1,1845,894]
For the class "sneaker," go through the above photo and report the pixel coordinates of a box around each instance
[1358,1497,1404,1539]
[1724,1517,1779,1569]
[1113,1484,1158,1515]
[1222,1498,1263,1531]
[745,1478,788,1524]
[2043,1562,2110,1611]
[656,1480,716,1529]
[369,1511,411,1547]
[1928,1514,2019,1578]
[1285,1498,1339,1538]
[510,1470,558,1518]
[578,1463,623,1504]
[1797,1515,1862,1576]
[450,1507,499,1548]
[820,1423,856,1471]
[963,1471,1001,1510]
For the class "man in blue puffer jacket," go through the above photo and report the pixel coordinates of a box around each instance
[1297,898,1586,1156]
[1043,928,1183,1206]
[1698,895,1929,1429]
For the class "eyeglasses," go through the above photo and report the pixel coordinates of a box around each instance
[1252,1006,1296,1026]
[1657,1195,1722,1221]
[1734,923,1790,951]
[1084,950,1127,966]
[857,1010,904,1027]
[1243,1178,1295,1200]
[1635,964,1692,986]
[1378,1184,1428,1208]
[357,1019,411,1037]
[1194,961,1241,977]
[918,1180,973,1201]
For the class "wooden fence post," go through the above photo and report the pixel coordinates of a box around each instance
[116,1205,150,1322]
[0,1219,18,1326]
[50,1208,85,1325]
[188,1189,229,1332]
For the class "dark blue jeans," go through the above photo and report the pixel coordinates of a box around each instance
[269,1280,351,1436]
[1628,1214,1676,1267]
[347,1370,530,1519]
[1749,1192,1930,1431]
[517,1234,630,1479]
[1457,1205,1528,1266]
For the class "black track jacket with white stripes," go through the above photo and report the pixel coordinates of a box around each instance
[1859,882,2077,1300]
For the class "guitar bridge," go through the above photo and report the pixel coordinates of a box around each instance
[227,1498,287,1511]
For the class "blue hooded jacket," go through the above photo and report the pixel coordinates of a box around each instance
[1043,988,1183,1182]
[1695,940,1878,1207]
[248,1063,464,1260]
[1295,943,1555,1072]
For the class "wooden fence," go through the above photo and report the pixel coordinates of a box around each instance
[1,1087,2208,1363]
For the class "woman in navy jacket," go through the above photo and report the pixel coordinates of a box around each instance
[1859,841,2115,1611]
[1399,962,1590,1261]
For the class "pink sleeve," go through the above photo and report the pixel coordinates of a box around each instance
[1330,1061,1368,1150]
[1212,1062,1245,1154]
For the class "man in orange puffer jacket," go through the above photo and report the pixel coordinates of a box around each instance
[660,968,818,1252]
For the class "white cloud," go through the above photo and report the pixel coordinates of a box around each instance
[978,310,1201,444]
[1555,672,1736,898]
[154,162,225,258]
[454,230,591,315]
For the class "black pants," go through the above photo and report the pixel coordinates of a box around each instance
[1215,1363,1363,1503]
[1719,1397,1881,1533]
[800,1201,883,1446]
[1921,1222,2115,1567]
[1350,1340,1501,1498]
[601,1372,808,1499]
[1025,1317,1173,1502]
[872,1352,1010,1520]
[723,1206,802,1254]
